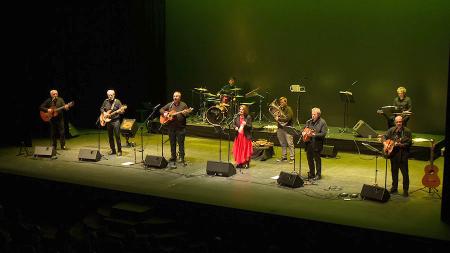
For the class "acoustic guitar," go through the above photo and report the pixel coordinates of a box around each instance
[99,105,127,127]
[421,139,441,188]
[302,127,315,142]
[40,101,74,122]
[160,107,193,125]
[382,139,396,158]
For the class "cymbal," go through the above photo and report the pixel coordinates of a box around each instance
[194,87,208,92]
[234,95,244,98]
[240,102,255,105]
[245,87,260,98]
[230,87,242,91]
[203,93,217,97]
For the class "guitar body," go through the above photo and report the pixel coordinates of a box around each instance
[422,164,440,188]
[160,107,194,125]
[99,111,112,127]
[40,101,74,122]
[160,109,177,124]
[302,127,315,142]
[383,139,395,157]
[421,140,441,188]
[99,105,127,127]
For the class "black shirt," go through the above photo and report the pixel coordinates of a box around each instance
[160,101,189,129]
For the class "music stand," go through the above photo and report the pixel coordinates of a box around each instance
[338,91,354,133]
[361,142,388,189]
[283,126,301,176]
[290,85,306,126]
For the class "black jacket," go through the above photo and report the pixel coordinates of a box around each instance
[303,117,328,151]
[233,114,252,140]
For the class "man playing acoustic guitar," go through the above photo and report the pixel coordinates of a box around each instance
[160,91,192,164]
[302,107,328,180]
[40,89,72,150]
[382,115,412,197]
[100,89,126,156]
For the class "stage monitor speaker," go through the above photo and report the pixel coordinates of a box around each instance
[320,145,337,158]
[68,122,79,138]
[206,161,236,177]
[360,184,390,203]
[277,171,304,188]
[144,155,168,169]
[353,120,378,138]
[78,149,101,162]
[33,146,56,158]
[120,118,138,138]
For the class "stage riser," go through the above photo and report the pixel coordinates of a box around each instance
[150,123,441,161]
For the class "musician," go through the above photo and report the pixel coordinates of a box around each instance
[233,105,253,168]
[39,89,70,150]
[217,76,237,96]
[160,91,191,163]
[383,86,412,128]
[275,97,295,163]
[302,108,328,180]
[383,115,412,197]
[100,90,124,156]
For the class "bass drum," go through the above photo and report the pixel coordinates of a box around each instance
[206,106,228,125]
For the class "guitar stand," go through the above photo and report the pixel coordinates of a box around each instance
[16,141,30,157]
[410,187,441,199]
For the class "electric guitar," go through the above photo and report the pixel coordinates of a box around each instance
[40,101,74,122]
[99,105,127,126]
[160,107,193,125]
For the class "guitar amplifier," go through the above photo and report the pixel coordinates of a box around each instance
[120,118,138,138]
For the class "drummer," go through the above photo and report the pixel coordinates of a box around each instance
[218,76,242,113]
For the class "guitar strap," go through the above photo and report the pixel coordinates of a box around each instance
[111,99,117,111]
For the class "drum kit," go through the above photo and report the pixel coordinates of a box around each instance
[192,86,263,126]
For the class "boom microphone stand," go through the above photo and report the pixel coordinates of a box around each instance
[139,104,160,164]
[95,118,108,160]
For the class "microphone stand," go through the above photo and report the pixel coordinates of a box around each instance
[96,118,108,160]
[140,105,160,165]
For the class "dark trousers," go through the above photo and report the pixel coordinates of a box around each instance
[306,143,322,177]
[168,128,186,159]
[50,119,65,148]
[107,120,122,152]
[390,154,409,192]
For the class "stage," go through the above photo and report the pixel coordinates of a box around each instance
[1,128,448,244]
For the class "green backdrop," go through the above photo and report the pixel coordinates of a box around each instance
[166,0,449,134]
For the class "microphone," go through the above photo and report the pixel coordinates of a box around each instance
[351,80,358,86]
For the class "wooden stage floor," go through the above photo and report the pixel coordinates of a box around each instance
[1,129,448,244]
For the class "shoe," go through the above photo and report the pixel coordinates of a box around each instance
[289,159,294,164]
[117,151,122,157]
[403,191,409,197]
[61,146,66,150]
[389,188,398,194]
[314,175,322,180]
[169,157,176,162]
[108,150,116,155]
[277,158,288,162]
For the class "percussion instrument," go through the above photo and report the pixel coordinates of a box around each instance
[206,105,228,125]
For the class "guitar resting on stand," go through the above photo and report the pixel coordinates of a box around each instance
[410,139,441,198]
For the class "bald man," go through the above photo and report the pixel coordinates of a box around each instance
[40,89,70,150]
[383,115,412,197]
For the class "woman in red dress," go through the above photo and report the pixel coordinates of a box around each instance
[233,105,253,168]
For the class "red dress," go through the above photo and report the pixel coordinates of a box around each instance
[233,116,253,165]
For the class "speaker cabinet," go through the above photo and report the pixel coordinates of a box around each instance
[277,171,304,188]
[360,184,390,203]
[144,155,168,169]
[206,161,236,177]
[78,149,101,162]
[120,118,138,138]
[320,145,337,158]
[353,120,378,138]
[33,146,56,158]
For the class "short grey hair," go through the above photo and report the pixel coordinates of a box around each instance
[312,107,321,115]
